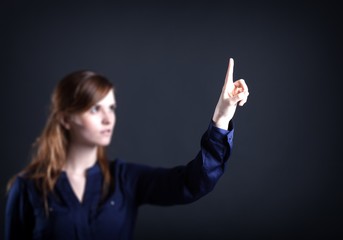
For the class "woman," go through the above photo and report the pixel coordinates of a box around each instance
[5,58,249,240]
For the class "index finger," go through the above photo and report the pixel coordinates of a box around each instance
[224,58,234,89]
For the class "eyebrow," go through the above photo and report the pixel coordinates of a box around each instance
[94,102,117,108]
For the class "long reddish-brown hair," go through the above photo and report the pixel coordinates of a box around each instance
[7,70,114,213]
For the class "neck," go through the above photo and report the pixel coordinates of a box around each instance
[64,143,98,175]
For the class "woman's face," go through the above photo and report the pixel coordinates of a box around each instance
[66,89,116,147]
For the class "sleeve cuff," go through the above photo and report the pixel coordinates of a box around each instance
[208,120,234,145]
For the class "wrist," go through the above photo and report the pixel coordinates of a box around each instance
[212,117,231,130]
[212,103,238,129]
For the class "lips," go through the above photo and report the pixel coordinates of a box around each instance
[100,129,112,135]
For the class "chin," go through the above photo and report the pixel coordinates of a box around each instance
[98,141,112,147]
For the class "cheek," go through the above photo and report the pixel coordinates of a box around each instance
[82,117,101,131]
[71,116,100,133]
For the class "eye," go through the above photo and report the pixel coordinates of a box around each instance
[110,104,117,112]
[90,105,100,113]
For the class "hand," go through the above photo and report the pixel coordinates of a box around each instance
[212,58,249,129]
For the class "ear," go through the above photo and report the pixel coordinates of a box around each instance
[59,114,71,130]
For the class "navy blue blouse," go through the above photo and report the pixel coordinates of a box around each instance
[5,121,234,240]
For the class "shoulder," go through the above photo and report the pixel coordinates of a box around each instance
[108,158,157,181]
[8,175,29,194]
[6,175,31,206]
[109,158,156,171]
[7,174,39,203]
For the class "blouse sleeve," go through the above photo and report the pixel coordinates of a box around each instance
[124,120,234,206]
[5,177,34,240]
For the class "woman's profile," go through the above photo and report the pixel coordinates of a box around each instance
[5,58,249,240]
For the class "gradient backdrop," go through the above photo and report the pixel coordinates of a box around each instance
[1,1,342,239]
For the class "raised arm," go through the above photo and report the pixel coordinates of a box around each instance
[212,58,249,129]
[121,60,248,206]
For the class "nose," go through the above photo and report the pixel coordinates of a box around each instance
[102,109,114,125]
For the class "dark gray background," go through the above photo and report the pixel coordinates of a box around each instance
[1,1,342,239]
